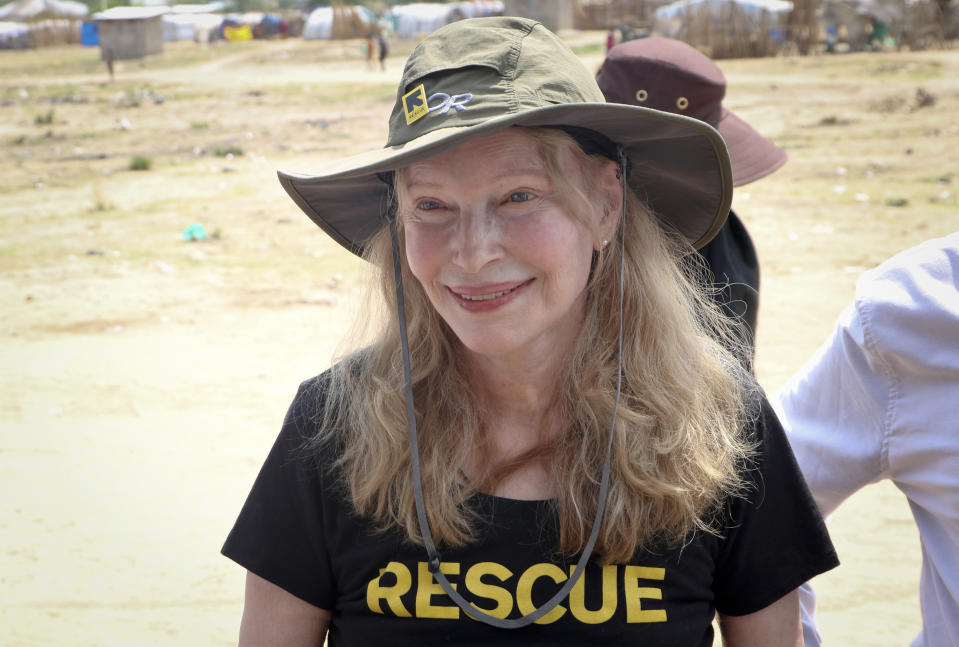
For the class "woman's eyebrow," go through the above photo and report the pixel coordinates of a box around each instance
[405,167,549,191]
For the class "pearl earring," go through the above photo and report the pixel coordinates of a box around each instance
[602,239,609,248]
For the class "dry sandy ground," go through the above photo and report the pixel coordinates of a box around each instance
[1,35,958,646]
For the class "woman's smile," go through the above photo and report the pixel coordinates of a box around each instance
[448,279,534,310]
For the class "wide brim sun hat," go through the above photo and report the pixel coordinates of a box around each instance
[596,36,787,188]
[278,17,733,256]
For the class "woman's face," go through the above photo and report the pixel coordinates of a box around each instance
[401,128,615,361]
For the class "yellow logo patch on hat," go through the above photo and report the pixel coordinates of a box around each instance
[403,84,429,125]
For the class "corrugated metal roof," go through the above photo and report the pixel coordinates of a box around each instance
[94,6,169,21]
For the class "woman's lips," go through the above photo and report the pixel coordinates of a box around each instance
[448,279,533,310]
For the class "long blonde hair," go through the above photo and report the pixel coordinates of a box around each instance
[313,127,757,564]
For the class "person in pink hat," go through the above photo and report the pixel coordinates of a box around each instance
[597,37,788,363]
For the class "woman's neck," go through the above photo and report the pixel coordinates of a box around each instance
[466,349,564,431]
[461,348,569,499]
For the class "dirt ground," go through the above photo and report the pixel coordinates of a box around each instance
[1,34,958,646]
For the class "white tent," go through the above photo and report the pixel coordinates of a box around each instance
[390,2,502,39]
[654,0,793,38]
[303,6,333,39]
[163,12,221,41]
[303,5,374,40]
[0,0,86,20]
[170,2,228,14]
[0,18,30,46]
[390,2,453,39]
[164,13,194,40]
[655,0,793,21]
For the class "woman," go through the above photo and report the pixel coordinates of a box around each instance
[223,17,837,646]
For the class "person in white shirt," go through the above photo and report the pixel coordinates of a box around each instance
[773,232,959,647]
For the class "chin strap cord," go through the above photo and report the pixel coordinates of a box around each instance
[386,144,628,628]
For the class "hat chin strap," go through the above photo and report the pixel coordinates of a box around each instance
[386,145,628,629]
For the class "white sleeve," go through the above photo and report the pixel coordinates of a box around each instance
[798,582,821,647]
[772,300,889,519]
[773,299,890,647]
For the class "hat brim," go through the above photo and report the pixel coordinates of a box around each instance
[279,102,733,256]
[718,108,787,187]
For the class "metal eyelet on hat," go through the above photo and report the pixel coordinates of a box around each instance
[676,96,689,110]
[635,89,648,102]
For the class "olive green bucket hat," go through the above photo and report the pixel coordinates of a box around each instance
[278,16,733,254]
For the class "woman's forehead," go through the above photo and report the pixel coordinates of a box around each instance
[404,128,571,185]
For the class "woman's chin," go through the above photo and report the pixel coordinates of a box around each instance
[454,333,526,360]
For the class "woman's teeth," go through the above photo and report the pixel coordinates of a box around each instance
[459,288,514,301]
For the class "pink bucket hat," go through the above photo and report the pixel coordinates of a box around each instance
[596,37,787,187]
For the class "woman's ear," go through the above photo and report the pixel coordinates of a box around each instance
[594,159,623,250]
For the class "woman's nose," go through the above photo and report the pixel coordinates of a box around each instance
[451,207,503,273]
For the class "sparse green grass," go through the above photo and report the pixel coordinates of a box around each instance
[129,156,152,171]
[818,115,853,126]
[571,42,604,56]
[33,109,55,125]
[212,145,244,157]
[88,186,115,213]
[920,173,954,184]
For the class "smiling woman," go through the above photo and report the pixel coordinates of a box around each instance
[221,16,838,647]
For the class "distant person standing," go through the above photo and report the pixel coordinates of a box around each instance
[377,30,389,71]
[606,28,616,52]
[365,32,376,70]
[597,38,788,362]
[104,47,115,82]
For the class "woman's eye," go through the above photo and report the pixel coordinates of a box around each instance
[417,199,442,211]
[509,191,534,203]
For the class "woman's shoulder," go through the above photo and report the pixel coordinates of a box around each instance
[279,365,351,458]
[284,369,332,426]
[749,390,779,437]
[738,390,790,470]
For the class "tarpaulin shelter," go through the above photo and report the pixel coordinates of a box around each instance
[302,7,331,39]
[80,19,96,44]
[170,2,228,14]
[819,0,946,50]
[0,19,30,47]
[655,0,793,29]
[165,2,226,41]
[219,11,283,40]
[163,12,222,42]
[223,22,251,41]
[302,5,374,40]
[0,0,86,20]
[0,0,86,45]
[390,2,503,39]
[653,0,793,56]
[390,2,456,38]
[94,6,167,59]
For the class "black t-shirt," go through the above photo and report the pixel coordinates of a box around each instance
[223,373,837,646]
